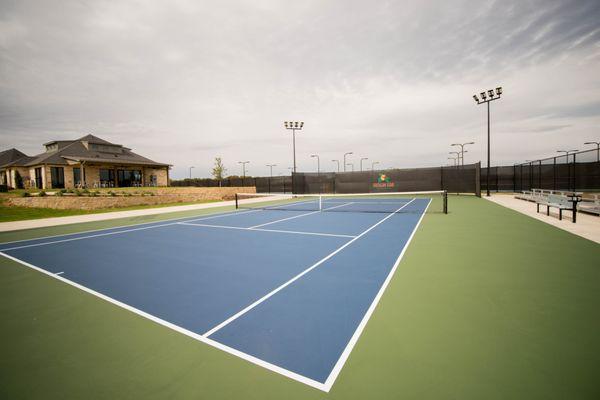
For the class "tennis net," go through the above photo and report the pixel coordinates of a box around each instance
[235,191,447,214]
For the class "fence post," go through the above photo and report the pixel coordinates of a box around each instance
[553,157,556,191]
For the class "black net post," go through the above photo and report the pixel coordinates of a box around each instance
[443,190,448,214]
[235,193,239,209]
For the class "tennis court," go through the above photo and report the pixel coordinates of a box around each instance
[0,192,440,392]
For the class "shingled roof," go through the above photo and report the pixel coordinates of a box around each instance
[1,134,169,168]
[0,148,30,168]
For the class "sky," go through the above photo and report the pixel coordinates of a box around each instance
[1,0,599,179]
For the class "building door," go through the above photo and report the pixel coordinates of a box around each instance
[50,167,65,189]
[35,168,43,189]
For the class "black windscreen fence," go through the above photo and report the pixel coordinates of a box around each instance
[482,149,600,192]
[292,162,481,196]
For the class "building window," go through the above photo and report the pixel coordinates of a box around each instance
[50,167,65,189]
[117,170,142,187]
[99,169,115,187]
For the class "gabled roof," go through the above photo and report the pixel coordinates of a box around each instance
[0,148,30,168]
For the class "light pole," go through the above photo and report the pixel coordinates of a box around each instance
[331,159,340,172]
[284,121,304,173]
[584,141,600,162]
[360,157,368,172]
[451,142,475,166]
[449,151,461,168]
[448,157,457,167]
[557,149,579,162]
[371,161,379,171]
[343,152,353,172]
[238,161,249,178]
[189,166,194,179]
[310,154,320,174]
[266,164,276,177]
[346,163,354,172]
[473,86,503,196]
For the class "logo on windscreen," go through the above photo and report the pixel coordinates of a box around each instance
[373,173,395,188]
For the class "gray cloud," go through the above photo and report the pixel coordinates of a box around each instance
[1,0,599,177]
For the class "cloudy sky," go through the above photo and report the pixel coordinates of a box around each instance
[1,0,599,178]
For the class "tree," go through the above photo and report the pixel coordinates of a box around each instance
[211,157,227,186]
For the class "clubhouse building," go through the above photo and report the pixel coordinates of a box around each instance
[0,134,170,189]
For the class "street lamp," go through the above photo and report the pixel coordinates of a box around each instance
[360,157,368,171]
[238,161,250,178]
[331,159,340,173]
[371,161,379,171]
[346,163,354,172]
[451,142,475,166]
[473,86,503,196]
[584,141,600,162]
[266,164,276,177]
[189,166,195,179]
[448,157,457,167]
[343,152,353,172]
[449,151,461,168]
[310,154,320,174]
[284,121,304,173]
[557,149,579,163]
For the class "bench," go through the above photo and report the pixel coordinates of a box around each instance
[578,194,600,216]
[536,194,577,222]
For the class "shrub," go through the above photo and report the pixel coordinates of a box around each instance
[14,171,24,189]
[60,189,67,194]
[20,192,30,197]
[109,191,117,197]
[74,189,82,196]
[82,188,89,194]
[90,191,98,197]
[55,191,63,197]
[39,190,47,197]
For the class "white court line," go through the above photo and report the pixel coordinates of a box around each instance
[177,222,356,238]
[0,251,328,392]
[322,198,431,391]
[0,208,262,247]
[249,202,355,229]
[0,209,262,252]
[202,198,416,338]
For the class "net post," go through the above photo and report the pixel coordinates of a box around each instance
[319,195,323,211]
[443,190,448,214]
[235,193,239,209]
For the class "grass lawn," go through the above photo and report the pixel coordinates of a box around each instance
[0,195,598,399]
[0,196,221,223]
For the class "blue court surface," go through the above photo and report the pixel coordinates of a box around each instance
[0,197,430,392]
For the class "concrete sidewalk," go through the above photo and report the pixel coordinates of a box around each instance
[485,194,600,244]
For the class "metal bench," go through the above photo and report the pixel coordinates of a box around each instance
[578,194,600,216]
[536,193,578,222]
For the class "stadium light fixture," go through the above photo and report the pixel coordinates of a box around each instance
[284,121,304,173]
[343,152,353,172]
[189,166,195,179]
[346,163,354,172]
[371,161,379,171]
[266,164,276,178]
[473,85,503,196]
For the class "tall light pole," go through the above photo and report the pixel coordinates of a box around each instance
[343,152,353,172]
[451,142,475,166]
[189,166,194,179]
[331,159,340,172]
[449,151,461,168]
[360,157,368,172]
[238,161,249,178]
[584,141,600,162]
[473,86,503,196]
[346,163,354,172]
[310,154,320,174]
[557,149,579,162]
[284,121,304,173]
[266,164,276,177]
[371,161,379,171]
[448,157,457,167]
